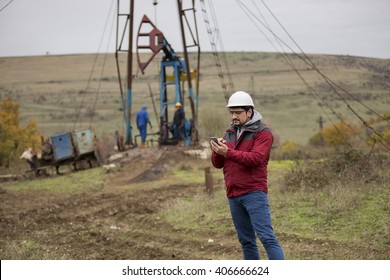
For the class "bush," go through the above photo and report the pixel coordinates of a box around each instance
[283,148,389,192]
[277,140,302,159]
[329,148,389,183]
[0,99,41,168]
[283,161,331,192]
[309,121,358,147]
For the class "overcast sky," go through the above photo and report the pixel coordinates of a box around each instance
[0,0,389,59]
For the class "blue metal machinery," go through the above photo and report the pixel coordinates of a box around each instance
[30,128,98,175]
[50,129,95,162]
[137,15,198,145]
[115,0,200,147]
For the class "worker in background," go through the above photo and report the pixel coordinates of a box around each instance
[20,147,38,173]
[210,91,284,260]
[115,130,125,151]
[173,102,185,147]
[136,104,153,148]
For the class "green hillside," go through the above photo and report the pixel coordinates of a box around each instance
[0,52,389,144]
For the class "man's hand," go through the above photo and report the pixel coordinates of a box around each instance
[210,138,228,156]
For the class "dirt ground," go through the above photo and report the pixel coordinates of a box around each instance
[0,148,241,259]
[0,148,381,260]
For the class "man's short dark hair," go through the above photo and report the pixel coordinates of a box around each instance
[243,106,254,118]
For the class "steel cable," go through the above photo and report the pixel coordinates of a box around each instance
[235,0,389,151]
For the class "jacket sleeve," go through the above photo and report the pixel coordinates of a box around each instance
[211,150,225,169]
[225,130,273,167]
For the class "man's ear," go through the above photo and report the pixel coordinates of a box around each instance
[247,108,253,117]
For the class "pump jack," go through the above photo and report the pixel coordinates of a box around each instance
[115,0,200,147]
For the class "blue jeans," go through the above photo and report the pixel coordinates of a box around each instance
[173,124,184,141]
[139,126,147,142]
[228,190,284,260]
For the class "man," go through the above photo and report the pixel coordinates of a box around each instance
[210,91,284,260]
[173,102,185,147]
[20,147,39,174]
[136,104,152,148]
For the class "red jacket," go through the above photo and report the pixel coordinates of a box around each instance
[211,112,273,197]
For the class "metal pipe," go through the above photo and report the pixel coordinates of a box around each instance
[125,0,135,145]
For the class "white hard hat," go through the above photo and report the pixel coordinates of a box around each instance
[226,91,255,108]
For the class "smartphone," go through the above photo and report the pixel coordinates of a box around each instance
[210,137,219,144]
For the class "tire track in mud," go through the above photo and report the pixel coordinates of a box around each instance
[0,175,240,259]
